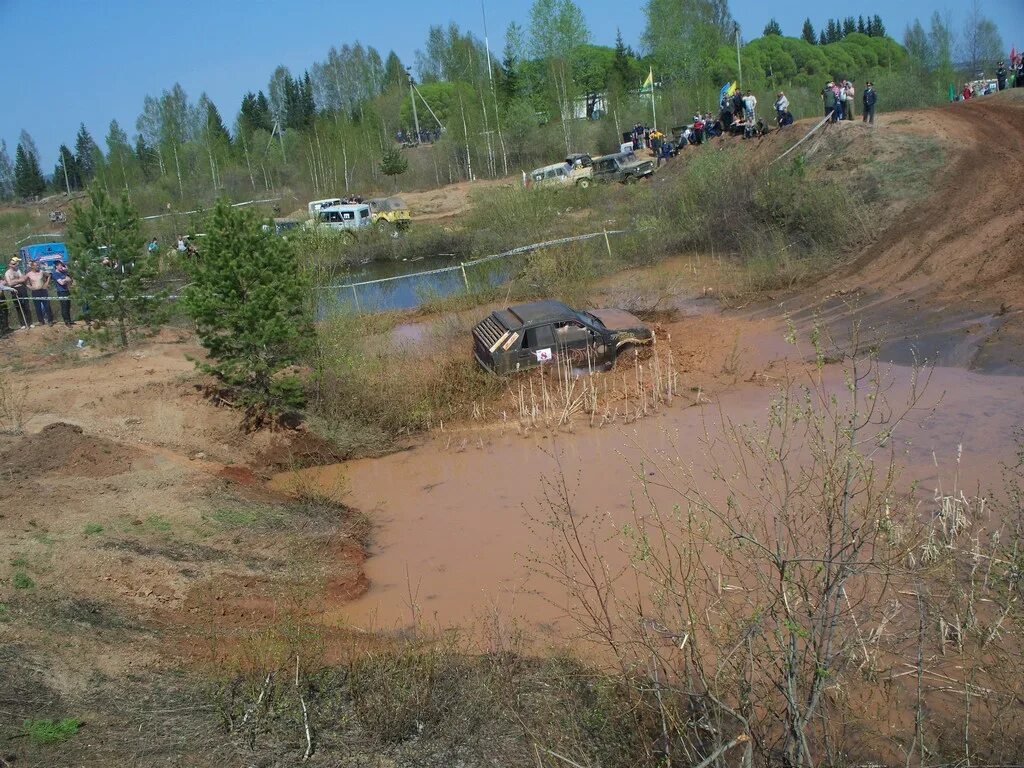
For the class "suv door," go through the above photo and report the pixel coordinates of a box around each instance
[554,320,599,366]
[518,323,556,369]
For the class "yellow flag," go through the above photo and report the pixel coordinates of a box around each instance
[641,68,654,92]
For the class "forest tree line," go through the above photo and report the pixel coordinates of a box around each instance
[0,0,1007,210]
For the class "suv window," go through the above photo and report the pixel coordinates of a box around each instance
[555,321,591,345]
[360,208,369,219]
[523,324,555,350]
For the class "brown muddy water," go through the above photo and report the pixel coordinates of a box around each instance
[273,356,1024,645]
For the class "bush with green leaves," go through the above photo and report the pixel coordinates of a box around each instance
[66,187,166,347]
[182,202,314,421]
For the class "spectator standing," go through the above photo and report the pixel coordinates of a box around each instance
[4,257,31,330]
[823,81,837,119]
[832,81,845,121]
[1016,58,1024,87]
[147,237,159,255]
[731,90,744,121]
[0,276,12,335]
[176,235,187,253]
[26,261,54,326]
[962,84,973,100]
[774,91,789,125]
[996,62,1007,90]
[862,82,877,124]
[742,90,757,122]
[844,81,856,120]
[53,260,74,326]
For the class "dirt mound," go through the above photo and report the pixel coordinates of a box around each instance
[0,422,137,479]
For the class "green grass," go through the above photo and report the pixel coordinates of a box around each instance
[0,602,9,622]
[206,507,275,529]
[84,523,104,535]
[12,571,35,590]
[24,718,81,745]
[137,514,172,534]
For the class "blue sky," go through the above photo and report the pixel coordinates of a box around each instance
[2,0,1021,169]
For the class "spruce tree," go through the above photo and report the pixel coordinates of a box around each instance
[182,202,313,419]
[857,16,866,35]
[802,18,817,44]
[383,51,406,90]
[74,123,98,182]
[819,30,828,46]
[606,29,630,89]
[842,17,855,37]
[866,17,875,36]
[872,15,886,37]
[763,18,782,36]
[67,187,165,347]
[380,144,408,190]
[14,142,45,199]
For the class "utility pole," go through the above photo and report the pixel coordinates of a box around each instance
[735,23,743,91]
[481,0,509,175]
[408,68,422,145]
[60,146,72,195]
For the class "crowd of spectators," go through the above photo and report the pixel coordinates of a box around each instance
[1,256,74,334]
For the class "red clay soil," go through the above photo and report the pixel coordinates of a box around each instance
[0,422,139,479]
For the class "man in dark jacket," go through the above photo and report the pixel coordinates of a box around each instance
[731,90,744,120]
[997,62,1008,90]
[862,82,877,124]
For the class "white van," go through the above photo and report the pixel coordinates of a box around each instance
[307,198,343,217]
[315,203,373,232]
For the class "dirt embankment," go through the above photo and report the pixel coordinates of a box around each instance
[0,328,369,765]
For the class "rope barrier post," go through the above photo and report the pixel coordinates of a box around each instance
[460,262,470,292]
[603,229,613,259]
[351,284,360,313]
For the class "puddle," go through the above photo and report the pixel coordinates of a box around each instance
[273,361,1024,642]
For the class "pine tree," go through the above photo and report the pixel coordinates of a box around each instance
[611,29,633,89]
[842,17,855,37]
[67,187,165,348]
[872,15,886,37]
[181,202,313,419]
[380,144,408,190]
[826,19,840,43]
[857,16,866,35]
[134,135,156,180]
[819,30,828,46]
[14,141,45,199]
[302,72,316,126]
[866,17,875,36]
[802,18,817,44]
[75,123,99,182]
[0,140,14,200]
[763,18,782,36]
[383,51,406,90]
[203,99,232,146]
[239,91,273,136]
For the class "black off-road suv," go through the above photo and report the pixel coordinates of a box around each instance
[591,151,655,184]
[472,300,654,375]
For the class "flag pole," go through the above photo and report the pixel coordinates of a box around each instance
[649,68,657,130]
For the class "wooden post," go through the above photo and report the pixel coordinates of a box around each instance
[460,263,470,291]
[351,284,360,312]
[603,229,613,258]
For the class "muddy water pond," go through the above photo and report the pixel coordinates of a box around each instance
[273,364,1024,643]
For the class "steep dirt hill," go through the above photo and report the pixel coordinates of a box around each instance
[842,92,1024,302]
